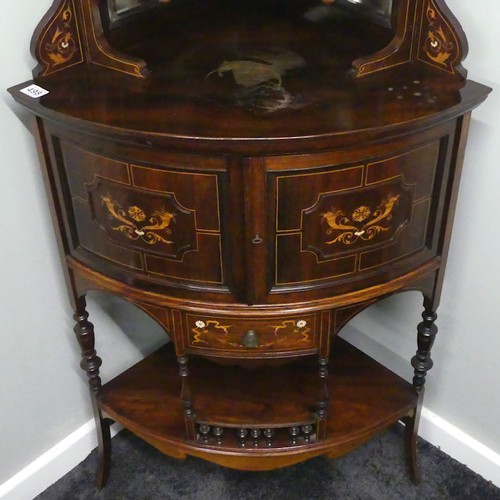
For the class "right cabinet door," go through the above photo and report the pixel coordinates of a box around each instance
[265,125,455,299]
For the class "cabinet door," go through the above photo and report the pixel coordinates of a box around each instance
[55,139,232,295]
[262,131,452,301]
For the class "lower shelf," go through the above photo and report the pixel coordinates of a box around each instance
[99,337,418,471]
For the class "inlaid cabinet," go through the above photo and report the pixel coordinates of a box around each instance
[9,0,490,487]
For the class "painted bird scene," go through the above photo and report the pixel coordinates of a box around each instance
[206,49,312,113]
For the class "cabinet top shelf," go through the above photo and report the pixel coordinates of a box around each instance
[9,72,489,150]
[10,0,490,149]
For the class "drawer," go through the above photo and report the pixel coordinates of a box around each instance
[185,313,319,357]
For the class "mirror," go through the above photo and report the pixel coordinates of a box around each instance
[336,0,393,27]
[107,0,163,20]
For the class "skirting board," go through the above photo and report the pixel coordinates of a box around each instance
[419,408,500,487]
[0,421,122,500]
[341,327,500,488]
[1,386,499,498]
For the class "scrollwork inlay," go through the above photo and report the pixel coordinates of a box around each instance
[190,319,311,349]
[322,195,400,245]
[38,0,83,74]
[101,195,175,245]
[420,0,458,74]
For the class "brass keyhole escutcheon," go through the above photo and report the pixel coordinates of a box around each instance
[243,330,260,348]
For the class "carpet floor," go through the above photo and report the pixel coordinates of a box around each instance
[36,426,499,499]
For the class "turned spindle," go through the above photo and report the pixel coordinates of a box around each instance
[411,309,438,391]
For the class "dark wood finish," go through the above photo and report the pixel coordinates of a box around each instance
[73,297,111,488]
[9,0,490,489]
[32,0,468,81]
[353,0,468,79]
[178,355,196,441]
[73,297,101,396]
[411,309,438,390]
[184,312,319,358]
[402,389,424,484]
[99,339,419,470]
[32,0,149,78]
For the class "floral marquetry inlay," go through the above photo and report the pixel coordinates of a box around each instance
[322,195,401,246]
[268,320,311,344]
[35,0,83,76]
[189,318,313,350]
[101,195,175,245]
[191,320,234,347]
[419,0,460,74]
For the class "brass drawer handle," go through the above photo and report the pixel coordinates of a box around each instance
[252,235,263,244]
[243,330,260,348]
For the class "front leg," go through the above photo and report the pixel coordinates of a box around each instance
[315,356,329,440]
[73,296,111,489]
[178,356,196,441]
[401,390,424,484]
[411,305,438,391]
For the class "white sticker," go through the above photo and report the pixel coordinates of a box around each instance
[20,84,49,98]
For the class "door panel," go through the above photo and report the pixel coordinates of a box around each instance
[267,140,443,294]
[58,141,228,290]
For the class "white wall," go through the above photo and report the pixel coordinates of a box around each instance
[0,0,499,492]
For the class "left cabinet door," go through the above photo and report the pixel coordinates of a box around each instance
[47,131,235,298]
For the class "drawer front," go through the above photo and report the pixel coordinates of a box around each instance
[185,313,318,356]
[58,141,227,289]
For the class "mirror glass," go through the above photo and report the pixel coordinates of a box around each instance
[338,0,393,27]
[108,0,161,17]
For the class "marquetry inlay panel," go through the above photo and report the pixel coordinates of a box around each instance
[185,313,318,356]
[59,141,225,286]
[34,0,84,77]
[273,142,441,286]
[87,180,196,259]
[417,0,461,75]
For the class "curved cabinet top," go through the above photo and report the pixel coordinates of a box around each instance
[9,71,489,154]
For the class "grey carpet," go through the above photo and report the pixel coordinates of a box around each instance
[36,426,499,500]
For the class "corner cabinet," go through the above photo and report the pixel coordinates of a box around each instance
[9,0,490,488]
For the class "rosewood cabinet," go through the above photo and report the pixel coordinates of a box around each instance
[9,0,490,488]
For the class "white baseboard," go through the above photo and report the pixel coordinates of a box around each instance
[0,420,121,500]
[419,408,500,487]
[341,327,500,488]
[1,377,498,499]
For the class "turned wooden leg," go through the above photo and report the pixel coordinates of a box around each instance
[178,356,196,440]
[402,390,424,484]
[317,357,329,418]
[407,302,437,484]
[316,357,329,439]
[411,308,438,391]
[92,399,112,489]
[74,297,111,489]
